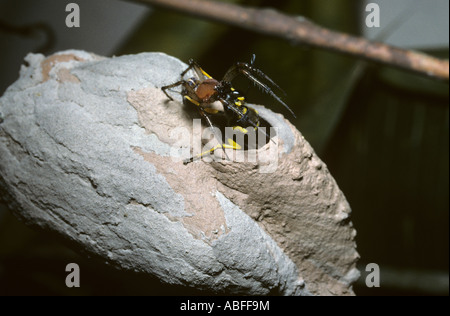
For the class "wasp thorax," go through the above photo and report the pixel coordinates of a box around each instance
[196,79,219,102]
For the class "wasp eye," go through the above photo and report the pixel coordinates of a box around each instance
[187,78,198,87]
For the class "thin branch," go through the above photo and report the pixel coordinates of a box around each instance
[132,0,449,81]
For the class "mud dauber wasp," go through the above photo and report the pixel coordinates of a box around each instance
[162,55,295,164]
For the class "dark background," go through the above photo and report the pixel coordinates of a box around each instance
[0,0,448,295]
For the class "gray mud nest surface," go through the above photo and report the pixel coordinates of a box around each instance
[0,51,359,295]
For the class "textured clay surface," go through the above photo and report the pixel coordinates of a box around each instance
[0,51,359,295]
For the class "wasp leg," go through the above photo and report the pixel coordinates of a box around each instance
[162,58,212,100]
[163,59,214,101]
[183,109,230,164]
[183,138,240,165]
[199,109,230,161]
[181,59,213,80]
[181,59,212,79]
[220,99,275,144]
[180,58,209,78]
[161,80,186,100]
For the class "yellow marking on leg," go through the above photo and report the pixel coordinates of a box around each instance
[187,138,242,162]
[204,108,219,114]
[232,126,248,134]
[226,138,242,150]
[184,95,200,106]
[242,107,248,115]
[195,144,222,159]
[200,68,213,79]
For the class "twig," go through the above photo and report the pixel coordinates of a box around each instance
[132,0,449,81]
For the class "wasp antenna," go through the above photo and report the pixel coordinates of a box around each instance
[277,97,296,119]
[243,70,296,118]
[272,95,296,118]
[245,57,287,97]
[252,67,287,97]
